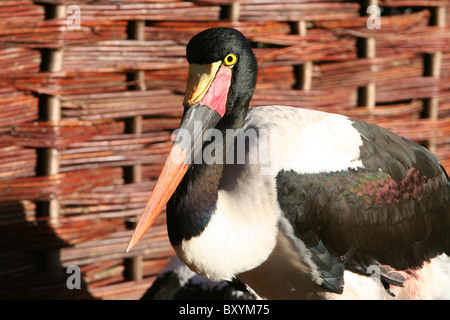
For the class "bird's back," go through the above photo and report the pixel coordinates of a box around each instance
[234,105,450,298]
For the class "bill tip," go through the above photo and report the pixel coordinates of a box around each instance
[125,239,135,253]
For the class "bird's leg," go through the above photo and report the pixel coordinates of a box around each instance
[226,277,248,292]
[309,241,345,294]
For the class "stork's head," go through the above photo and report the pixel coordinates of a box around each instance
[127,28,257,251]
[184,27,257,119]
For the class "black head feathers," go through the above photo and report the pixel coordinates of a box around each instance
[186,27,254,65]
[186,27,258,124]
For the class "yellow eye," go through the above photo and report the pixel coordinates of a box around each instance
[223,53,237,67]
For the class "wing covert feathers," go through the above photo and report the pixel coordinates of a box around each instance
[276,118,450,273]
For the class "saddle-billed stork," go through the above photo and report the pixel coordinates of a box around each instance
[127,27,450,299]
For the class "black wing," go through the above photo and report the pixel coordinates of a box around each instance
[276,119,450,274]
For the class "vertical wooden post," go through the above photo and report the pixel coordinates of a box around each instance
[359,0,377,110]
[425,6,445,153]
[37,3,66,275]
[294,20,312,91]
[125,20,146,184]
[39,7,65,225]
[221,1,240,22]
[229,1,240,22]
[124,20,146,282]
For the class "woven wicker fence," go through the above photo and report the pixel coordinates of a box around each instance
[0,0,449,299]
